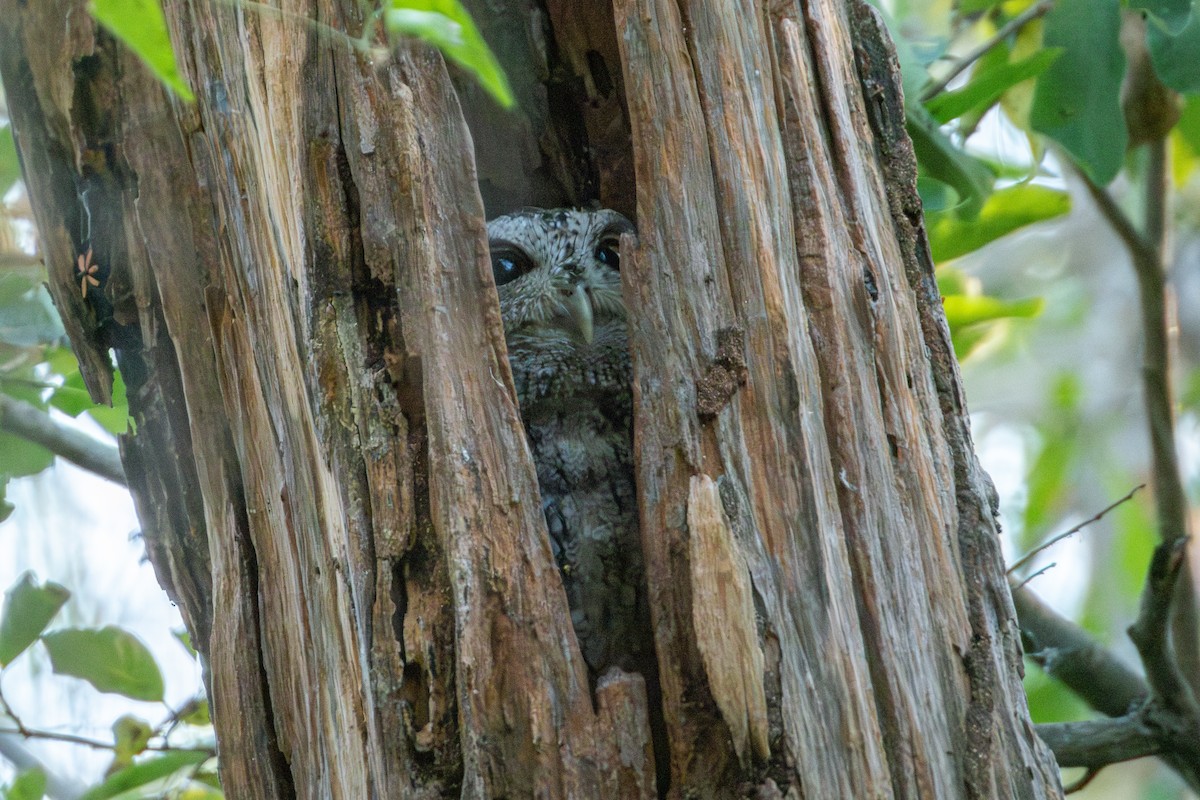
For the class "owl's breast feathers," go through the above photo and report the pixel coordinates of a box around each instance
[489,208,650,676]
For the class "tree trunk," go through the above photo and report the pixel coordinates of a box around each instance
[0,0,1063,797]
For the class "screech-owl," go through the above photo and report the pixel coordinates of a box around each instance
[487,207,652,680]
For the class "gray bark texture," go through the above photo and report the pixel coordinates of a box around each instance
[0,0,1063,796]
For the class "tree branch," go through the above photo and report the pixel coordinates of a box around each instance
[1036,715,1161,768]
[0,394,125,486]
[1076,159,1188,547]
[1128,539,1198,714]
[1015,567,1200,792]
[1012,585,1147,717]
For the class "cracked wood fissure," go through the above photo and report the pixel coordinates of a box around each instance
[0,0,1062,797]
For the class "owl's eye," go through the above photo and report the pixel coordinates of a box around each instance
[490,247,533,286]
[594,241,620,270]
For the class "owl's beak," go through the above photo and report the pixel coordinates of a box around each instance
[565,283,595,344]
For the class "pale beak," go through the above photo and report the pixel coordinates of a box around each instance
[565,283,595,344]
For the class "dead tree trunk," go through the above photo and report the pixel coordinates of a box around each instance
[1,0,1063,796]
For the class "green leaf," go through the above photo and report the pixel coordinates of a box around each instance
[0,478,12,523]
[0,573,69,666]
[42,626,165,702]
[0,362,51,408]
[927,183,1071,261]
[1176,95,1200,153]
[0,265,45,308]
[191,769,223,790]
[5,768,47,800]
[942,294,1044,330]
[908,105,994,218]
[178,782,225,799]
[0,282,64,349]
[1181,366,1200,412]
[1131,0,1194,35]
[47,365,129,434]
[1023,661,1091,723]
[79,750,209,800]
[42,346,78,378]
[934,265,971,297]
[1147,7,1200,93]
[0,432,55,479]
[173,628,196,657]
[88,0,194,102]
[111,715,154,771]
[916,176,957,212]
[178,697,211,726]
[927,48,1063,124]
[949,324,993,361]
[1022,374,1082,541]
[1111,484,1155,599]
[1030,0,1127,184]
[47,371,94,417]
[958,0,1004,13]
[385,1,513,108]
[0,125,20,192]
[85,368,130,435]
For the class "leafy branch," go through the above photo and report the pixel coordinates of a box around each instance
[920,0,1055,102]
[0,574,218,797]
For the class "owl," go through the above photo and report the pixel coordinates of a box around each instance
[487,207,652,681]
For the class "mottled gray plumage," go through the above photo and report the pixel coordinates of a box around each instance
[487,208,650,678]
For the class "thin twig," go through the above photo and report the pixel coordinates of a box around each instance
[0,726,215,756]
[1007,484,1144,575]
[920,0,1055,102]
[1012,562,1055,592]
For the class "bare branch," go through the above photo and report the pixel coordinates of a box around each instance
[0,726,214,756]
[1012,586,1147,717]
[1016,555,1200,791]
[1012,562,1056,592]
[1036,716,1161,768]
[0,394,126,486]
[1075,157,1188,547]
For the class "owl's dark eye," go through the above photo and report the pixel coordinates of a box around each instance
[490,246,533,286]
[594,241,620,270]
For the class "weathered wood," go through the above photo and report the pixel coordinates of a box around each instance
[0,0,1064,797]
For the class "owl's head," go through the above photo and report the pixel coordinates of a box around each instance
[487,208,635,344]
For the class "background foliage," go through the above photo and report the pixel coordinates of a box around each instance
[883,0,1200,795]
